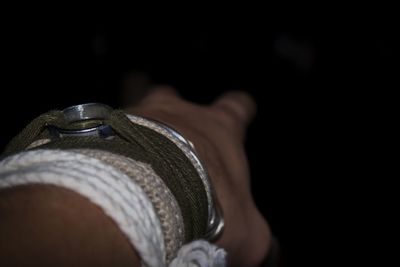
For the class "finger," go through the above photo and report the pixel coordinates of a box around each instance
[139,86,180,105]
[212,90,257,129]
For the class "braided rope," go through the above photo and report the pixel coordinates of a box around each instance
[74,149,185,263]
[0,150,164,267]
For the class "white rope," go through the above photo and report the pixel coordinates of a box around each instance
[0,150,164,267]
[73,149,185,262]
[169,240,227,267]
[0,149,227,266]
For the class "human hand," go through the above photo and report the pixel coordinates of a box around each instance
[126,87,271,267]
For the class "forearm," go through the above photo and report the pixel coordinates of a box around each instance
[0,184,140,267]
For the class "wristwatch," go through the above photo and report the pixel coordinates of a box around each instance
[47,103,225,240]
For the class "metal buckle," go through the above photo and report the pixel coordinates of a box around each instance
[47,103,115,138]
[204,201,225,241]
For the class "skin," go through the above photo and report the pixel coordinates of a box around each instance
[0,88,271,266]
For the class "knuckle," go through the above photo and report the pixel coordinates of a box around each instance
[213,104,242,128]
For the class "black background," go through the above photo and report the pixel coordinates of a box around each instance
[0,14,396,266]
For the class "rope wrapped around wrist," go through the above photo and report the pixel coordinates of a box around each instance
[1,109,209,242]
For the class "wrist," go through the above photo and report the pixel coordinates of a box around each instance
[2,103,227,265]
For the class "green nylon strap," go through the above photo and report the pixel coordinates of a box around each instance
[1,109,208,242]
[2,110,64,157]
